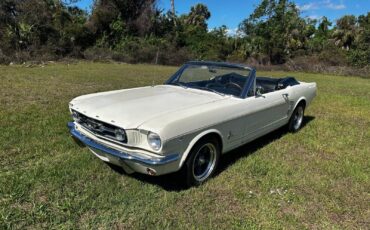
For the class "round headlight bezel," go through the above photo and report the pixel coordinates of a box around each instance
[72,111,80,122]
[147,132,162,151]
[115,128,126,142]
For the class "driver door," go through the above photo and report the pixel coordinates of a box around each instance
[241,87,291,142]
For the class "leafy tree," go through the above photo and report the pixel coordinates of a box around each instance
[0,0,90,58]
[348,13,370,66]
[317,16,332,39]
[307,16,332,53]
[174,4,215,59]
[88,0,156,38]
[333,15,358,50]
[0,0,368,68]
[184,3,210,31]
[239,0,309,63]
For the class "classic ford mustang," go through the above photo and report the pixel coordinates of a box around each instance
[68,61,316,186]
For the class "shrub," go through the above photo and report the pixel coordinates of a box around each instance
[0,49,10,64]
[318,44,348,66]
[83,47,115,61]
[348,49,370,67]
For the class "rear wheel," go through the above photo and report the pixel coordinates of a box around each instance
[183,137,220,187]
[288,104,305,132]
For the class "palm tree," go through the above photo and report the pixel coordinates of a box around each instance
[170,0,175,16]
[185,3,211,30]
[333,15,358,50]
[170,0,176,26]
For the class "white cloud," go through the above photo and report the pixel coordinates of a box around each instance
[226,28,238,36]
[298,0,346,11]
[298,3,319,11]
[326,2,346,10]
[323,0,346,10]
[208,27,242,37]
[308,15,322,20]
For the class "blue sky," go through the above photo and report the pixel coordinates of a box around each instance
[75,0,370,34]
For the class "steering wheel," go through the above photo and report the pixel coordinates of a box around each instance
[225,82,243,93]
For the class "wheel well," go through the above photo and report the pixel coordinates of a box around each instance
[197,132,223,153]
[297,99,306,109]
[180,131,224,167]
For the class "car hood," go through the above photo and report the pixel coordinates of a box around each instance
[70,85,225,129]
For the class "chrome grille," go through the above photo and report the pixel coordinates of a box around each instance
[130,130,143,145]
[72,110,127,143]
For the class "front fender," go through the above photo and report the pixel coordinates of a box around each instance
[179,129,224,167]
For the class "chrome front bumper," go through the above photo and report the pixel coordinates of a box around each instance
[67,122,181,175]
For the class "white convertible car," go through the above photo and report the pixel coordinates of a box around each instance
[68,61,316,186]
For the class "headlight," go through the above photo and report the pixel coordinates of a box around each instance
[115,128,126,142]
[147,132,161,150]
[72,111,80,122]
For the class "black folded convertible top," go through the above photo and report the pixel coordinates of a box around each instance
[256,76,300,92]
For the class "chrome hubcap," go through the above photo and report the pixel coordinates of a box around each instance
[192,143,217,182]
[293,107,304,130]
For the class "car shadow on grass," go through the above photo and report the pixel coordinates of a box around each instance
[108,116,315,191]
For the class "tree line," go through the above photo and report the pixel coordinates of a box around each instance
[0,0,369,67]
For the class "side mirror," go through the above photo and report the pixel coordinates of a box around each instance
[277,82,285,90]
[256,85,264,96]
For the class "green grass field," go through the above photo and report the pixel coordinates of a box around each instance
[0,62,369,229]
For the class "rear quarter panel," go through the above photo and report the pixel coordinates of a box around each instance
[293,82,317,108]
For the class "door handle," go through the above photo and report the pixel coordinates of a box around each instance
[282,93,289,98]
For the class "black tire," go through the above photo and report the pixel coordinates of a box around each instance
[182,137,220,187]
[288,104,305,132]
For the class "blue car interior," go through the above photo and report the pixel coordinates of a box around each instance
[179,74,300,97]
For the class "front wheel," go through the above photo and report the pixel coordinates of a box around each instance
[288,105,305,132]
[183,138,220,187]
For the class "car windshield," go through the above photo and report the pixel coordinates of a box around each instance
[167,64,251,97]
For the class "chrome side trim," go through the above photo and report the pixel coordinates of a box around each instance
[67,122,180,166]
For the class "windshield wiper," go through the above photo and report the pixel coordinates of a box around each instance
[191,86,225,96]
